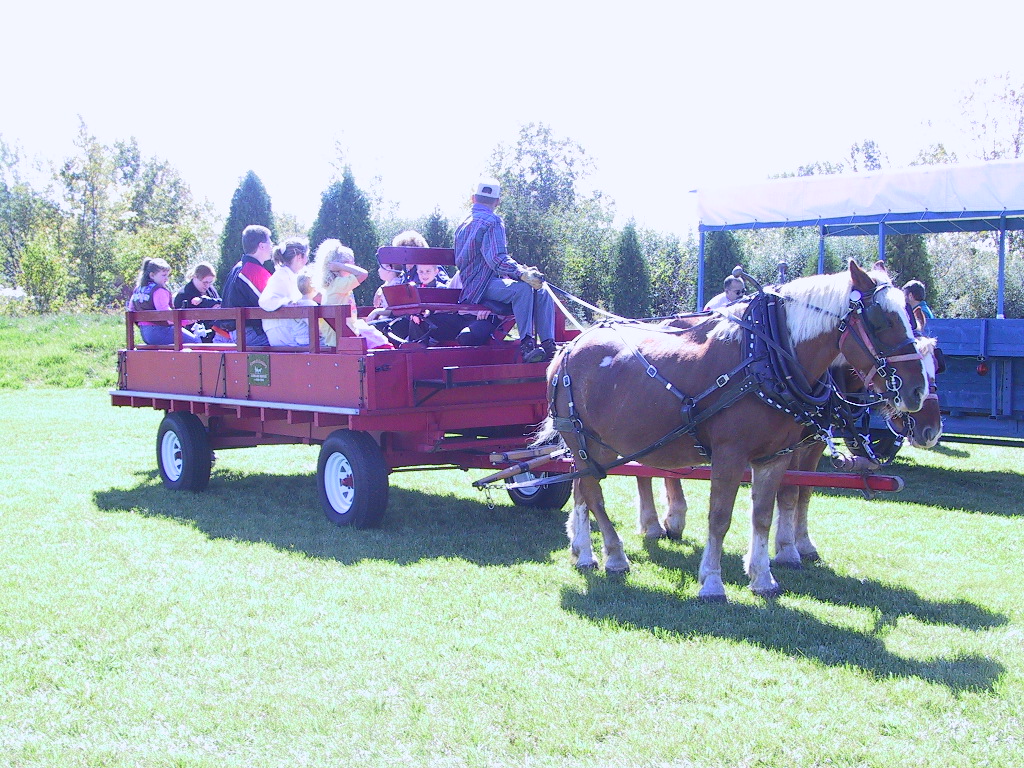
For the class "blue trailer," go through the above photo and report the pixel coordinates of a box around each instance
[696,159,1024,444]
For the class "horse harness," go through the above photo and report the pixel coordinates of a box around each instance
[546,283,921,484]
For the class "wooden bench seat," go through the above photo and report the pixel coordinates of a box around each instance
[375,246,515,346]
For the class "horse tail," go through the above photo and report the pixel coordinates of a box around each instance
[531,416,563,449]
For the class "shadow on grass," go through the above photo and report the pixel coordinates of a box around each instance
[93,469,567,567]
[890,464,1024,516]
[927,442,972,458]
[95,469,1006,692]
[642,538,1006,631]
[563,541,1006,693]
[810,457,1024,517]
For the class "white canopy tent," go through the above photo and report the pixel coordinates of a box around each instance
[695,159,1024,314]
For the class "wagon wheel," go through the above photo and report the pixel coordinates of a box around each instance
[156,412,212,491]
[317,430,390,528]
[505,471,572,510]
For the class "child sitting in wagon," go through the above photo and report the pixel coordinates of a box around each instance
[316,239,390,349]
[128,257,203,346]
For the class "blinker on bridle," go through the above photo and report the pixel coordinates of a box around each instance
[838,285,921,405]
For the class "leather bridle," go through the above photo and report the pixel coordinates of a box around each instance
[838,285,922,407]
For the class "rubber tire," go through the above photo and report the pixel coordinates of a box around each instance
[156,412,212,491]
[317,430,389,528]
[505,471,572,510]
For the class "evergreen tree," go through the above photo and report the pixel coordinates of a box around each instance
[219,171,275,278]
[422,207,453,248]
[645,229,696,316]
[702,230,745,306]
[308,168,379,303]
[885,234,935,300]
[609,222,651,318]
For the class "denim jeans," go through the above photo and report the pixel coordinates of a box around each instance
[140,325,202,345]
[482,278,554,341]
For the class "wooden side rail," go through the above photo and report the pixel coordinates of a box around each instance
[125,305,365,352]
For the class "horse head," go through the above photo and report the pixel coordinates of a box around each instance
[883,336,943,448]
[838,260,929,413]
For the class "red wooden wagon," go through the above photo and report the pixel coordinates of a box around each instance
[111,246,902,528]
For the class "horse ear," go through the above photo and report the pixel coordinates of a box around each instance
[873,260,887,273]
[849,259,874,292]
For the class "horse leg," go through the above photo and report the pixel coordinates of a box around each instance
[773,450,804,568]
[662,478,688,539]
[772,480,804,569]
[566,478,598,570]
[698,460,743,602]
[790,441,823,562]
[635,476,666,539]
[746,458,788,598]
[793,487,821,562]
[577,475,630,574]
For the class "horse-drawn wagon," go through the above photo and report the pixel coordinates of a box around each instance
[111,245,907,531]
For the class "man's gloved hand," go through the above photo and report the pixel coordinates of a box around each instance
[520,267,545,290]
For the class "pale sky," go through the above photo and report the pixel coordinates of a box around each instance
[4,1,1021,238]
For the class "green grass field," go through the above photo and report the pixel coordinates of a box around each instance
[1,315,1022,766]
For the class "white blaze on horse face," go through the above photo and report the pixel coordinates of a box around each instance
[600,356,615,368]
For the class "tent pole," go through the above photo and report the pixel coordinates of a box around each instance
[997,215,1006,319]
[818,225,825,274]
[698,228,706,311]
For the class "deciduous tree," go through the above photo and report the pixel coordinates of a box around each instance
[488,123,613,288]
[59,120,117,302]
[0,137,59,288]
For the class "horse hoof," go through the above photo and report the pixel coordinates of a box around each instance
[574,562,599,572]
[605,565,630,577]
[664,529,683,541]
[697,593,728,604]
[753,585,783,600]
[770,558,803,570]
[801,552,821,563]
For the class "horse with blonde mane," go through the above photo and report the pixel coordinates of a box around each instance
[635,335,943,566]
[539,261,928,601]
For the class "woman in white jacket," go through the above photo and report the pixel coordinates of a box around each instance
[258,239,314,346]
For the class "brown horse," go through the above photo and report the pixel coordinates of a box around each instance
[635,335,943,561]
[540,261,928,601]
[772,335,942,566]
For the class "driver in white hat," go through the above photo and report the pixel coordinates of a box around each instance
[453,179,556,363]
